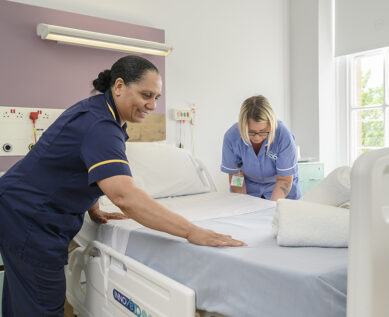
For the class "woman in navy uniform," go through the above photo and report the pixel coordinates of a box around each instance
[0,55,245,317]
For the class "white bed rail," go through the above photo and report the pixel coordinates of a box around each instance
[348,148,389,317]
[194,157,217,192]
[66,241,196,317]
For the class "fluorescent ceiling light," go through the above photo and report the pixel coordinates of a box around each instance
[37,23,172,56]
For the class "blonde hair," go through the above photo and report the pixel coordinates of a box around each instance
[238,95,278,149]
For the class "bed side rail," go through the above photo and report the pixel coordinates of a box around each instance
[66,240,196,317]
[194,157,217,192]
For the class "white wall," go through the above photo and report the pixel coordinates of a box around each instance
[290,0,320,162]
[10,0,290,191]
[290,0,338,175]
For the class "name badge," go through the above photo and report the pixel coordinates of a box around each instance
[231,174,244,187]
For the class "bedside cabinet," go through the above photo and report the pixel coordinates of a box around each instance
[298,162,324,196]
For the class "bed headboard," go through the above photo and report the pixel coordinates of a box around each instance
[126,113,166,142]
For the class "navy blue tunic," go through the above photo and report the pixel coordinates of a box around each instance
[0,90,131,269]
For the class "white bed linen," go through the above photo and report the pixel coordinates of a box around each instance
[302,166,351,206]
[76,192,275,253]
[273,199,349,247]
[125,211,347,317]
[126,142,211,198]
[74,192,347,317]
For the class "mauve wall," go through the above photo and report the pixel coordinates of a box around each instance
[0,0,166,170]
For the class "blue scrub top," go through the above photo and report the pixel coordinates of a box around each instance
[0,90,131,269]
[221,121,301,200]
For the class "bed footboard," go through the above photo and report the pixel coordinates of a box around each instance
[348,148,389,317]
[65,241,196,317]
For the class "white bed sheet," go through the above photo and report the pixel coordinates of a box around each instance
[76,192,275,253]
[74,193,347,317]
[125,211,347,317]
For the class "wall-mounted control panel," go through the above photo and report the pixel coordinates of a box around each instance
[0,106,64,156]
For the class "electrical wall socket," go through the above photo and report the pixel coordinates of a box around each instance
[0,106,65,156]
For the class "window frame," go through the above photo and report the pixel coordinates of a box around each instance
[346,47,389,163]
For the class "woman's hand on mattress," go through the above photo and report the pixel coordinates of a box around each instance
[88,208,129,224]
[186,227,247,247]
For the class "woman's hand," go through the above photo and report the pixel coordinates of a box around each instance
[88,208,129,224]
[186,226,247,247]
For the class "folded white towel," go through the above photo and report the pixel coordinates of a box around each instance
[301,166,351,206]
[273,199,349,247]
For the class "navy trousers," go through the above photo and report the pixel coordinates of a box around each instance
[0,245,65,317]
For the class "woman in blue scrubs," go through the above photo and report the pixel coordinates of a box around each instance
[221,95,301,200]
[0,55,245,317]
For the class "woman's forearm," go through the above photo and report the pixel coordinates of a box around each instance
[270,175,293,201]
[97,175,196,238]
[97,175,246,247]
[117,186,196,239]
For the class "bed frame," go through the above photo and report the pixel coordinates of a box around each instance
[66,148,389,317]
[66,155,222,317]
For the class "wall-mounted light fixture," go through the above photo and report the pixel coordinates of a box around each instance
[37,23,172,56]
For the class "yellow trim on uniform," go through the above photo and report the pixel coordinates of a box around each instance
[88,159,129,173]
[106,101,116,120]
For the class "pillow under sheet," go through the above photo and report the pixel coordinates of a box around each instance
[125,142,211,198]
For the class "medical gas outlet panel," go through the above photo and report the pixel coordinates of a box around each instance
[173,108,194,121]
[0,106,64,156]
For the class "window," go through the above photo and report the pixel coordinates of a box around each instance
[348,48,389,162]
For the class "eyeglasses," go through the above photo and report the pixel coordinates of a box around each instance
[248,131,269,137]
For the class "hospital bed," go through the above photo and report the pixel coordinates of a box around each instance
[65,143,389,317]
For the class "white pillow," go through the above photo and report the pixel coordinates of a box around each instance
[301,166,351,206]
[125,142,211,198]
